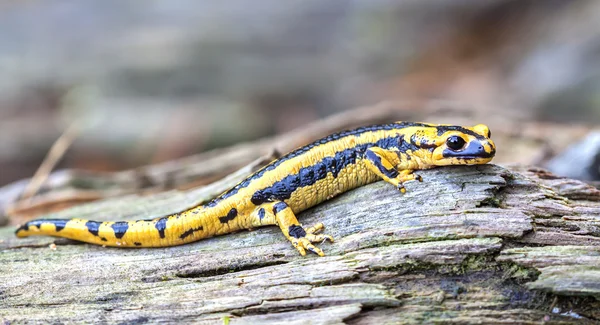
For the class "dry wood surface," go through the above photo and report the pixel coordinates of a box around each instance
[1,163,600,324]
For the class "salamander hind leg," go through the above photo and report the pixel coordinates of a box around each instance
[257,201,334,257]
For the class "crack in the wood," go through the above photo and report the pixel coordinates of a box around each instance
[10,302,71,307]
[174,260,289,279]
[262,274,360,288]
[476,175,509,209]
[230,300,363,317]
[89,291,137,304]
[548,296,600,322]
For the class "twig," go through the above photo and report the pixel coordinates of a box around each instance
[20,122,80,202]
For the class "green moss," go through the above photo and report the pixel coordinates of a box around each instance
[477,197,502,208]
[455,254,494,273]
[364,254,495,276]
[498,262,541,283]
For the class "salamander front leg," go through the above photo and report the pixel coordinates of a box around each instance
[256,201,334,256]
[364,147,422,193]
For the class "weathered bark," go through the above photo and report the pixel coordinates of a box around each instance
[1,164,599,324]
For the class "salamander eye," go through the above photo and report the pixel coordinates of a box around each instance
[446,136,466,151]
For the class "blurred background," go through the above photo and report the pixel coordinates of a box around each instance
[1,0,600,205]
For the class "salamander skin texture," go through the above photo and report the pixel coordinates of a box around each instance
[16,122,496,256]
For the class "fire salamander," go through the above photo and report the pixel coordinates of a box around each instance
[16,122,495,256]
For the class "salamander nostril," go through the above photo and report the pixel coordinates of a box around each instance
[478,146,483,151]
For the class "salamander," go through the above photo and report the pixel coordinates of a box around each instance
[15,122,496,256]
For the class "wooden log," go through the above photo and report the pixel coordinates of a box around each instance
[1,164,599,324]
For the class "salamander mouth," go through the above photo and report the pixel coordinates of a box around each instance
[455,155,491,160]
[442,142,495,159]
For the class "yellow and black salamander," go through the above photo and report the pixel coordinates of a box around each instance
[16,122,496,256]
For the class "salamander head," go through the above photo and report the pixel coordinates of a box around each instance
[428,124,495,166]
[404,123,495,166]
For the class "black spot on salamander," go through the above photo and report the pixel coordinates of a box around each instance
[15,223,29,234]
[86,221,101,237]
[111,221,129,239]
[376,137,399,151]
[155,217,168,239]
[314,161,327,179]
[179,226,204,240]
[258,208,265,220]
[410,133,436,150]
[19,225,28,233]
[410,134,421,148]
[333,153,346,177]
[272,202,288,214]
[288,225,307,239]
[53,220,68,232]
[299,166,316,187]
[101,237,107,242]
[269,182,289,200]
[134,242,142,246]
[17,219,69,233]
[398,135,420,153]
[322,156,337,177]
[343,149,357,165]
[218,208,238,224]
[251,190,269,205]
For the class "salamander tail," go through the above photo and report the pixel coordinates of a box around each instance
[16,219,70,238]
[15,218,141,247]
[15,212,210,247]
